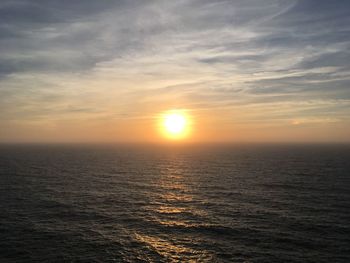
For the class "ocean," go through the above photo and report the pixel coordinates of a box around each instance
[0,144,349,262]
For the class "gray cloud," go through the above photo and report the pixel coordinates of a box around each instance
[0,0,349,128]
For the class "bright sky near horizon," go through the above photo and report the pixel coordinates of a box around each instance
[0,0,350,143]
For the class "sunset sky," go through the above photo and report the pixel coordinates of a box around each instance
[0,0,349,143]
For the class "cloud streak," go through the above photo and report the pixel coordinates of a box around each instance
[0,0,350,142]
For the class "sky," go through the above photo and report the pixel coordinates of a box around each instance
[0,0,350,143]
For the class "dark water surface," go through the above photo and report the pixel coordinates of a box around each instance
[0,144,349,262]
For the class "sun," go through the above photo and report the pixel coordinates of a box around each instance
[161,111,190,139]
[165,113,186,134]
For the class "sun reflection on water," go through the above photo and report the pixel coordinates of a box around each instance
[133,159,214,261]
[134,233,214,262]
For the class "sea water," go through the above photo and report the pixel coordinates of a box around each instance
[0,144,349,262]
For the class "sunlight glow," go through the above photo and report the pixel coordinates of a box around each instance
[161,111,190,140]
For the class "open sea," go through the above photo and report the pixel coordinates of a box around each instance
[0,144,349,262]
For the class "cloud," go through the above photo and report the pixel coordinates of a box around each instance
[0,0,350,141]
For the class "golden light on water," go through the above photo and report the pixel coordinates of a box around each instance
[160,110,191,140]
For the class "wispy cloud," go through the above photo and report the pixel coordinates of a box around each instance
[0,0,350,141]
